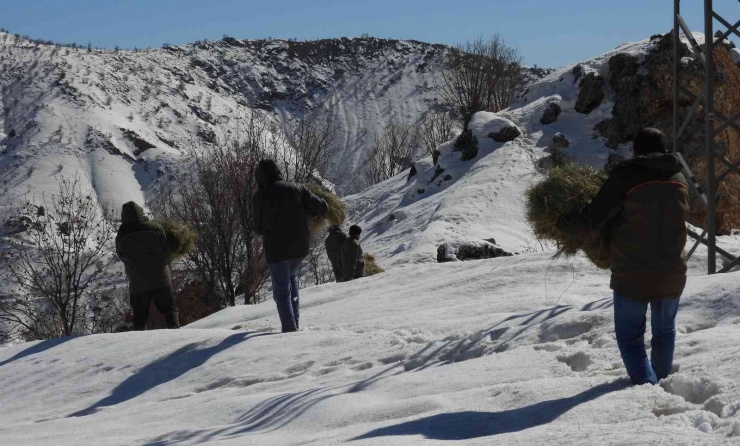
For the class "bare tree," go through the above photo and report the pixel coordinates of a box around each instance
[301,235,334,288]
[418,109,456,157]
[362,124,419,186]
[280,110,339,184]
[0,177,117,341]
[441,35,524,130]
[150,114,271,307]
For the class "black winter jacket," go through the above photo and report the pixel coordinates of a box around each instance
[252,167,328,264]
[116,202,180,295]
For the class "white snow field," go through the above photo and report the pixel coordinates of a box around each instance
[2,255,740,445]
[3,34,740,445]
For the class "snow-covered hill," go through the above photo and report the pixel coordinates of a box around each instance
[0,33,446,208]
[0,31,548,212]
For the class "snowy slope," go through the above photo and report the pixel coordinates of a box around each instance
[2,255,740,444]
[0,33,449,211]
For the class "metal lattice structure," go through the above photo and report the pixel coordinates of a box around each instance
[673,0,740,274]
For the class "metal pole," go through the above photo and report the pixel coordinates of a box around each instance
[674,0,681,154]
[705,0,717,274]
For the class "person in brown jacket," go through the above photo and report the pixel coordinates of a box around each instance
[557,128,689,385]
[341,225,365,281]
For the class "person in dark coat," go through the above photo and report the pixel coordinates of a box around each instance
[557,128,689,385]
[252,159,328,333]
[325,225,347,282]
[116,201,182,330]
[341,225,365,281]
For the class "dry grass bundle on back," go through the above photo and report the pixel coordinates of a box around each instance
[525,163,610,269]
[363,253,385,276]
[305,183,347,236]
[152,219,197,260]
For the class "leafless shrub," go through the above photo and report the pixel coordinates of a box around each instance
[362,123,419,186]
[441,35,524,130]
[418,109,456,157]
[0,176,117,341]
[278,110,339,183]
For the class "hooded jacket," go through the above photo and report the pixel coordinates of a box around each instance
[116,202,179,295]
[559,153,689,300]
[252,161,329,263]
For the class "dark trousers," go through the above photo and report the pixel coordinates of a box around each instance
[130,287,180,330]
[268,258,302,333]
[614,292,679,385]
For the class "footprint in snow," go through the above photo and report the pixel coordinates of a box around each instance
[556,351,592,372]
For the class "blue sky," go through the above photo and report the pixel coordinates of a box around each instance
[3,0,740,67]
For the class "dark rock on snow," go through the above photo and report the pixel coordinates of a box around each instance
[575,72,605,114]
[489,126,521,143]
[540,102,562,125]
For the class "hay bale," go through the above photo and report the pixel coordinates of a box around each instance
[152,219,197,260]
[363,253,385,276]
[524,163,610,269]
[305,183,347,236]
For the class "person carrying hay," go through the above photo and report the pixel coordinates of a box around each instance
[557,128,689,385]
[116,201,183,330]
[253,159,328,333]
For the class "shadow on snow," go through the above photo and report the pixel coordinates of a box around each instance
[352,379,630,441]
[70,331,273,417]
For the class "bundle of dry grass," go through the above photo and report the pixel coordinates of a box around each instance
[525,163,610,269]
[152,219,197,260]
[305,183,347,236]
[363,253,385,276]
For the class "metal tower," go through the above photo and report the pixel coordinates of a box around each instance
[673,0,740,274]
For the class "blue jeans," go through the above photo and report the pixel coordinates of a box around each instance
[614,292,680,385]
[268,258,302,333]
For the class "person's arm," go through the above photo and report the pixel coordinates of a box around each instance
[302,186,329,217]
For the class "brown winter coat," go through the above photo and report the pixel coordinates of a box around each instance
[559,154,689,300]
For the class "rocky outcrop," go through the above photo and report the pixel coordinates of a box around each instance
[489,126,521,142]
[540,102,562,125]
[436,241,514,262]
[575,73,605,114]
[595,32,740,233]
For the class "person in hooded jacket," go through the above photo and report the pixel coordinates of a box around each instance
[325,225,347,282]
[116,202,182,330]
[341,225,365,281]
[557,128,689,385]
[252,159,329,333]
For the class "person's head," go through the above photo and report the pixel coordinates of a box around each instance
[255,159,283,188]
[633,128,668,157]
[349,225,362,238]
[121,201,147,225]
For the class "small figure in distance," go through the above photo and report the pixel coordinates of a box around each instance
[252,159,329,333]
[325,224,347,282]
[116,201,182,330]
[341,225,365,282]
[557,128,689,385]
